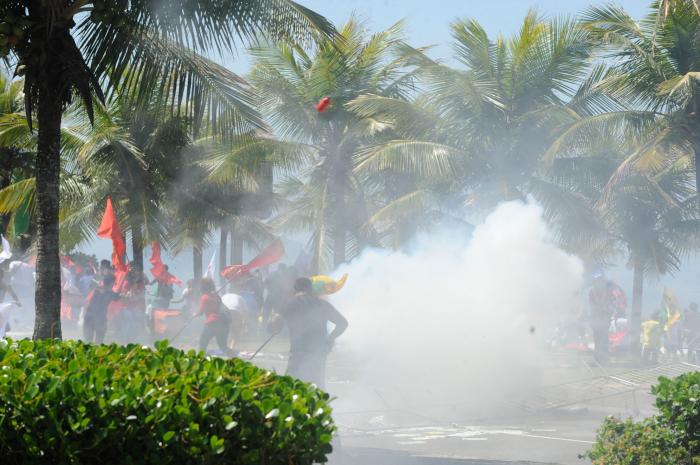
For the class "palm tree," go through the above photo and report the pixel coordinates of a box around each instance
[0,71,32,238]
[164,133,270,280]
[66,98,193,272]
[349,11,610,240]
[0,0,334,339]
[249,18,420,271]
[553,2,700,205]
[602,165,700,349]
[544,122,700,351]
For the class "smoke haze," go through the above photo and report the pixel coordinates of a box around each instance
[331,201,585,418]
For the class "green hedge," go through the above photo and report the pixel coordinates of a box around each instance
[0,339,335,465]
[584,372,700,465]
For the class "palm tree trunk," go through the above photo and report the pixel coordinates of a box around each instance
[630,260,644,353]
[230,223,243,265]
[131,225,144,272]
[333,224,346,269]
[218,227,228,285]
[332,178,346,270]
[193,247,203,282]
[33,87,63,340]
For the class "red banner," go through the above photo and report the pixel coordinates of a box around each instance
[149,242,182,285]
[221,239,285,281]
[97,197,127,273]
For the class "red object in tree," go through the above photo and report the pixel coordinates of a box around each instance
[149,242,182,285]
[315,96,331,113]
[221,239,285,281]
[97,197,127,273]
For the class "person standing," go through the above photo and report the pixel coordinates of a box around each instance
[99,259,113,278]
[684,303,700,363]
[589,275,613,363]
[665,314,683,361]
[78,267,97,296]
[641,311,662,365]
[0,267,22,337]
[268,277,348,389]
[83,274,120,344]
[263,264,295,325]
[197,278,231,355]
[0,267,22,308]
[117,269,147,343]
[172,279,199,316]
[150,265,175,310]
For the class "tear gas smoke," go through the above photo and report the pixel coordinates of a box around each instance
[331,201,584,419]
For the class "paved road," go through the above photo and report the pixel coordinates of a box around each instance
[331,447,562,465]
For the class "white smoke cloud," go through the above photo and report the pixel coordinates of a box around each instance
[330,201,584,419]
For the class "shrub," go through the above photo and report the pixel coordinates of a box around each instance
[0,339,335,465]
[584,417,687,465]
[584,372,700,465]
[652,371,700,456]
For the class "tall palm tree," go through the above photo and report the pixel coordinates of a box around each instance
[67,98,192,271]
[249,18,420,271]
[349,11,610,237]
[0,0,334,339]
[551,2,700,205]
[602,164,700,348]
[544,123,700,351]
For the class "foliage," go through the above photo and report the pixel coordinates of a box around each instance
[585,372,700,465]
[652,371,700,456]
[555,1,700,198]
[349,10,618,247]
[584,416,689,465]
[1,0,336,134]
[249,17,420,271]
[0,339,335,465]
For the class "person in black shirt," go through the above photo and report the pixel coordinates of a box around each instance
[268,277,348,389]
[83,274,120,344]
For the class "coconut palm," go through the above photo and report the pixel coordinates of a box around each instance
[248,18,421,271]
[349,11,614,241]
[551,2,700,205]
[602,164,700,349]
[65,98,193,272]
[0,0,334,339]
[544,122,700,350]
[165,133,272,279]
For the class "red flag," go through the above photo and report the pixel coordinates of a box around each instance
[149,242,182,285]
[221,264,246,281]
[152,309,182,334]
[97,197,127,272]
[221,239,285,281]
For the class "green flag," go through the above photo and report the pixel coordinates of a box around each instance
[12,200,30,237]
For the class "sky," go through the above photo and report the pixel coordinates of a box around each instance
[225,0,649,72]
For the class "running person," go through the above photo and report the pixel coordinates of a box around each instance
[197,278,231,355]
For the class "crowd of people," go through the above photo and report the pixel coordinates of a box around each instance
[47,257,348,388]
[50,258,287,345]
[559,272,700,366]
